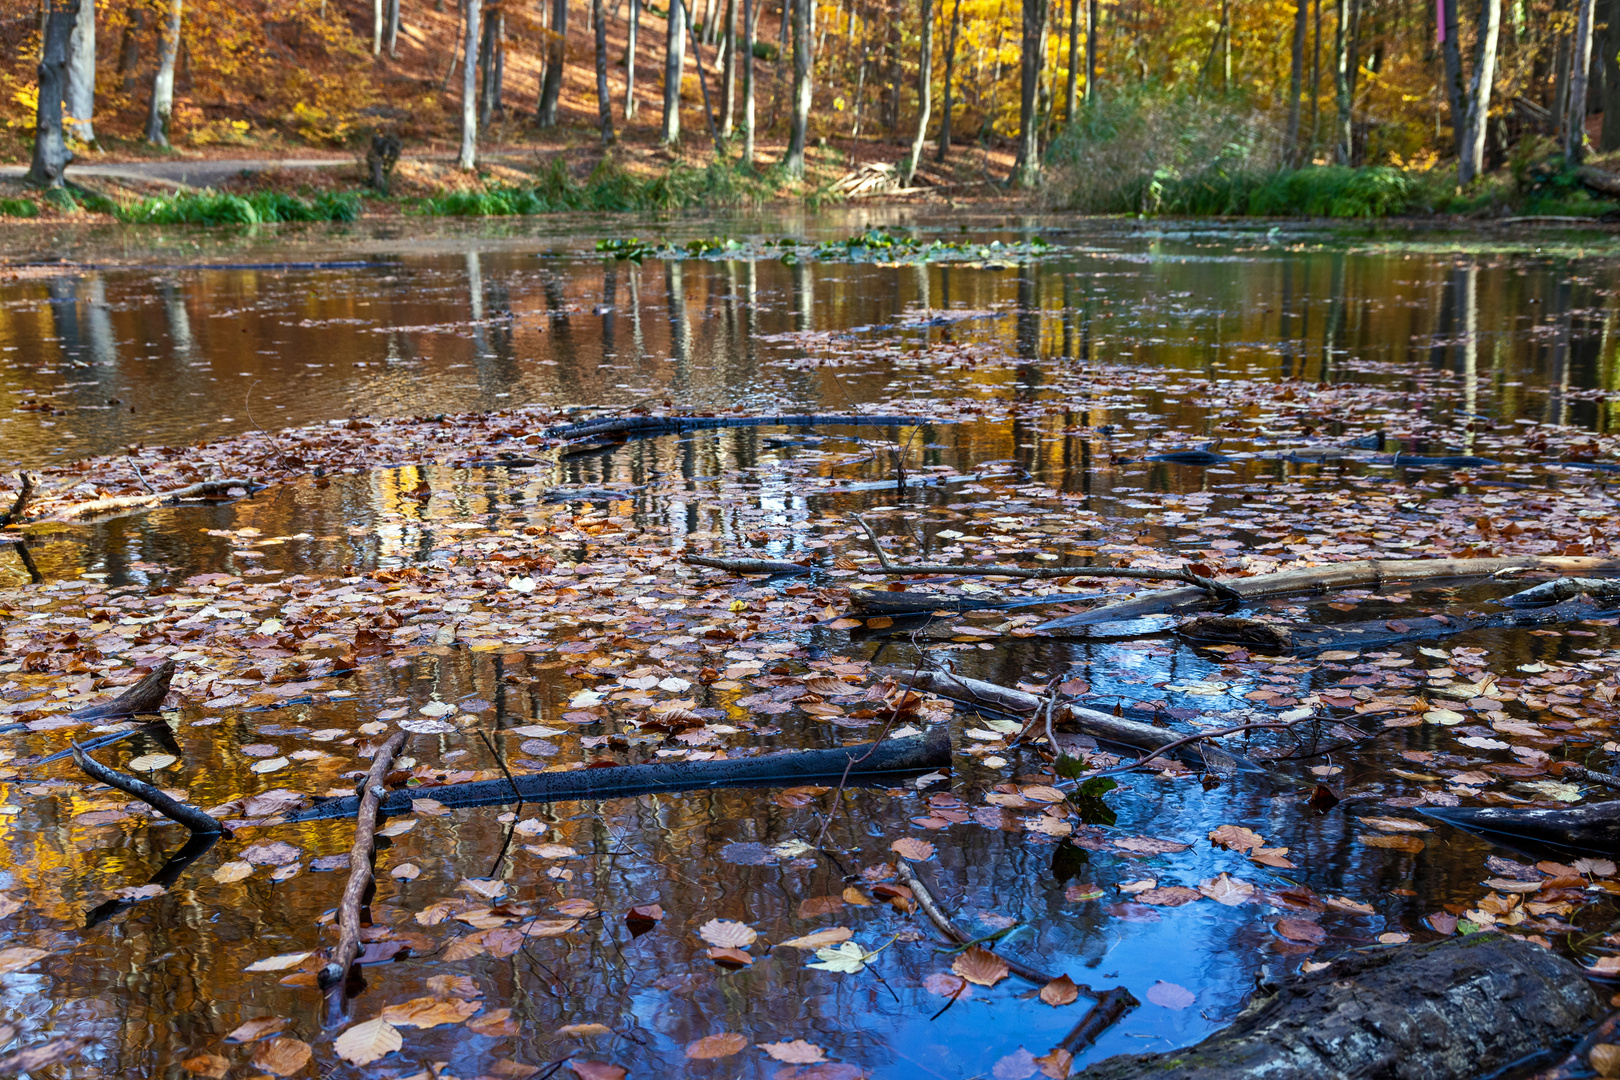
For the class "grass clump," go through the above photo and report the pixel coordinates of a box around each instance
[118,188,361,225]
[0,196,40,218]
[421,155,783,217]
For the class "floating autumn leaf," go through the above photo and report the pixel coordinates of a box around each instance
[686,1033,749,1059]
[707,947,753,967]
[333,1019,402,1066]
[1359,834,1426,854]
[1356,817,1431,833]
[698,918,758,949]
[759,1040,828,1064]
[1589,1044,1620,1078]
[212,860,254,884]
[1113,836,1191,855]
[1146,981,1195,1009]
[922,973,973,999]
[1208,825,1264,853]
[807,940,875,974]
[952,947,1010,987]
[569,1062,627,1080]
[180,1053,229,1078]
[625,904,665,932]
[1250,847,1297,869]
[251,1037,312,1076]
[780,927,853,950]
[1136,886,1202,907]
[555,1023,615,1039]
[468,1009,518,1038]
[890,837,936,862]
[1198,873,1255,906]
[1033,1047,1075,1079]
[379,995,481,1028]
[127,753,178,772]
[1274,919,1327,944]
[0,947,48,975]
[1040,975,1080,1006]
[391,863,421,880]
[225,1016,288,1043]
[1577,859,1618,878]
[243,951,311,973]
[1586,956,1620,976]
[239,841,301,867]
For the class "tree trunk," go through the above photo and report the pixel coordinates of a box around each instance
[386,0,401,56]
[662,0,686,142]
[144,0,180,146]
[1458,0,1501,182]
[539,0,567,125]
[1567,0,1596,160]
[742,0,755,161]
[117,7,143,93]
[937,0,960,158]
[720,0,736,135]
[1308,0,1321,152]
[626,0,639,117]
[904,0,933,182]
[1064,0,1078,121]
[1012,0,1047,186]
[65,0,94,144]
[1286,0,1307,163]
[784,0,810,174]
[458,0,481,168]
[477,13,496,125]
[28,0,80,187]
[374,0,383,53]
[492,15,504,112]
[1333,0,1352,162]
[1085,0,1097,103]
[1439,0,1465,149]
[1601,0,1620,149]
[594,0,616,140]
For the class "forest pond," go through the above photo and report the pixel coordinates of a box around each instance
[2,211,1620,1079]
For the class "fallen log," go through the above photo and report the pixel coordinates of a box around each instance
[1175,596,1620,656]
[1035,556,1620,632]
[2,661,182,736]
[43,479,261,522]
[544,413,934,442]
[888,668,1271,774]
[1076,934,1602,1080]
[1504,576,1620,606]
[1418,801,1620,856]
[284,724,949,823]
[1577,165,1620,198]
[70,742,227,836]
[846,588,1107,617]
[320,730,408,1014]
[684,554,820,575]
[1531,1006,1620,1080]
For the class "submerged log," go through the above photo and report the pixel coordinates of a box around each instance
[847,588,1114,617]
[1077,934,1602,1080]
[45,479,261,522]
[284,724,949,822]
[544,413,934,441]
[1504,576,1620,606]
[1419,801,1620,856]
[1036,555,1620,632]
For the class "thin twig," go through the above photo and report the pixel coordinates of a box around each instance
[245,379,268,436]
[130,462,156,495]
[893,858,1075,990]
[70,743,227,835]
[812,657,926,850]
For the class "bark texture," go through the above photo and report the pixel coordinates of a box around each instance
[65,0,95,144]
[145,0,181,145]
[904,0,934,184]
[458,0,481,167]
[30,0,80,185]
[662,0,686,142]
[1459,0,1502,182]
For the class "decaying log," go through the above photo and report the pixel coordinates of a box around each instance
[1176,596,1620,656]
[1036,556,1620,632]
[894,858,1060,987]
[1504,576,1620,606]
[70,742,227,835]
[320,729,409,1009]
[684,554,820,575]
[285,724,949,822]
[1077,934,1602,1080]
[544,413,934,441]
[0,472,34,528]
[1531,1006,1620,1080]
[1577,165,1620,198]
[890,668,1270,773]
[45,479,260,522]
[1419,801,1620,856]
[66,660,176,722]
[846,588,1103,617]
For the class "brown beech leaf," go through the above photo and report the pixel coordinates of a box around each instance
[759,1040,828,1063]
[555,1023,614,1039]
[1198,873,1255,906]
[890,837,936,861]
[698,918,758,949]
[379,995,481,1028]
[225,1016,289,1043]
[952,946,1010,987]
[1208,825,1264,853]
[333,1019,402,1066]
[468,1008,519,1037]
[1034,1047,1074,1079]
[922,972,973,999]
[780,927,854,950]
[181,1053,230,1078]
[708,946,753,967]
[1040,975,1080,1006]
[626,904,665,925]
[686,1032,750,1059]
[1112,836,1191,855]
[1358,833,1426,853]
[569,1062,628,1080]
[1274,918,1327,944]
[251,1037,312,1076]
[1250,846,1298,868]
[1136,886,1202,907]
[1146,981,1195,1009]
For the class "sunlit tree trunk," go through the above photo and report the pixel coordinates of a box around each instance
[1459,0,1500,182]
[742,0,755,161]
[1012,0,1047,186]
[65,0,94,144]
[1566,0,1595,160]
[374,0,383,53]
[626,0,640,117]
[1333,0,1352,162]
[720,0,736,135]
[29,0,79,186]
[937,0,960,158]
[459,0,482,167]
[1285,0,1307,163]
[594,0,616,141]
[1085,0,1098,103]
[663,0,686,143]
[386,0,401,56]
[539,0,567,125]
[904,0,933,183]
[784,0,810,174]
[145,0,181,146]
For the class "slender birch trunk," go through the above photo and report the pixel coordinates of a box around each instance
[458,0,482,168]
[1459,0,1501,181]
[145,0,181,146]
[65,0,94,144]
[663,0,686,143]
[904,0,933,183]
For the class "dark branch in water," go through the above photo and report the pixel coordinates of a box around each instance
[70,742,227,836]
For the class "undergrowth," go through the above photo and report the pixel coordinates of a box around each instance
[117,189,362,225]
[420,155,787,216]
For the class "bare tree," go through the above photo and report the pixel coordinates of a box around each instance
[145,0,182,145]
[594,0,616,141]
[1285,0,1307,162]
[386,0,401,56]
[374,0,384,53]
[1566,0,1595,160]
[65,0,94,144]
[904,0,933,183]
[459,0,482,168]
[626,0,640,117]
[1459,0,1501,181]
[539,0,568,125]
[1439,0,1465,148]
[663,0,687,142]
[29,0,80,187]
[784,0,810,175]
[1333,0,1353,162]
[1012,0,1048,186]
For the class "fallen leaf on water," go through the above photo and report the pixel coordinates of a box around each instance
[243,951,310,973]
[213,860,254,884]
[952,947,1010,987]
[993,1048,1037,1079]
[127,753,177,772]
[569,1062,627,1080]
[1356,817,1431,833]
[0,947,51,976]
[1112,836,1190,855]
[1136,886,1202,907]
[686,1033,749,1059]
[1250,846,1297,869]
[807,940,874,974]
[379,995,481,1028]
[1145,981,1195,1009]
[391,862,421,880]
[1033,1047,1074,1079]
[759,1040,828,1063]
[1198,873,1255,906]
[333,1019,402,1066]
[555,1023,614,1038]
[922,972,973,999]
[1040,975,1080,1006]
[556,898,599,917]
[239,841,301,867]
[1274,919,1327,944]
[708,947,753,967]
[467,1009,518,1037]
[225,1016,288,1043]
[181,1053,229,1078]
[781,927,854,950]
[699,918,758,949]
[890,837,935,861]
[251,1037,312,1076]
[1358,834,1426,853]
[1208,824,1264,853]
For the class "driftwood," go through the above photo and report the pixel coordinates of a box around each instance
[0,472,34,528]
[1077,934,1602,1080]
[45,479,260,522]
[70,742,227,835]
[846,588,1105,617]
[68,661,176,722]
[890,668,1270,773]
[320,730,408,1011]
[1176,596,1620,656]
[684,554,820,575]
[1419,801,1620,856]
[544,414,933,442]
[1035,556,1620,632]
[1059,988,1141,1060]
[285,724,949,823]
[893,858,1060,987]
[1504,576,1620,606]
